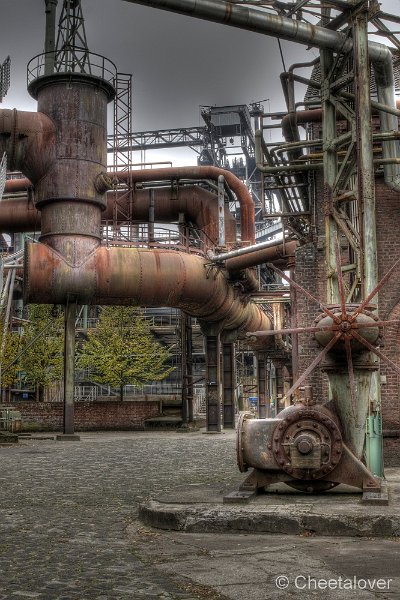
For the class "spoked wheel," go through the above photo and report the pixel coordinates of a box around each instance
[249,237,400,406]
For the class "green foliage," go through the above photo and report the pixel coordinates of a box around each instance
[77,307,174,399]
[19,305,64,397]
[0,321,21,388]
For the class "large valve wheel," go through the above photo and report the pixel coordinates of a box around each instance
[249,237,400,407]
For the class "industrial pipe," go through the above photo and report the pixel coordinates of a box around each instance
[0,185,237,246]
[0,109,56,183]
[4,178,32,194]
[122,0,400,190]
[224,240,297,272]
[24,242,272,338]
[281,106,400,191]
[113,166,255,244]
[106,185,237,246]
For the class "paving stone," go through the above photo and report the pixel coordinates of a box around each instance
[2,430,399,600]
[0,430,238,600]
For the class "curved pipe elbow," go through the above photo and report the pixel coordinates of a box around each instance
[113,166,255,244]
[0,109,56,183]
[24,242,272,337]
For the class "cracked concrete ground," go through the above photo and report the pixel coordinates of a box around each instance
[1,430,399,599]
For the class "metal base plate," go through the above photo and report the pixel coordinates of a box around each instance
[223,490,257,504]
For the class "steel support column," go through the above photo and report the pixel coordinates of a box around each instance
[222,342,236,428]
[44,0,58,75]
[353,5,383,476]
[205,333,222,432]
[181,311,194,425]
[321,44,339,303]
[257,351,268,418]
[63,302,76,435]
[270,362,277,416]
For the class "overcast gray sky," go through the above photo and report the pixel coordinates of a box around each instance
[0,0,398,165]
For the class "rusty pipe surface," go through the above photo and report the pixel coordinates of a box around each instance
[4,178,32,194]
[225,240,297,272]
[113,167,255,244]
[0,196,40,233]
[0,186,237,244]
[24,242,272,338]
[105,186,237,245]
[0,109,56,183]
[123,1,399,190]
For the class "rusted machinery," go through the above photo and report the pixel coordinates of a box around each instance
[233,302,385,500]
[0,19,275,434]
[2,0,398,501]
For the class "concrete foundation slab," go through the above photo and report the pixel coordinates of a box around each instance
[139,470,400,537]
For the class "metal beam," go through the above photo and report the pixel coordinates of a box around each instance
[107,126,205,153]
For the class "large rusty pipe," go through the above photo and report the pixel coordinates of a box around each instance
[114,167,255,244]
[0,109,56,183]
[0,186,237,244]
[4,178,32,194]
[225,240,297,272]
[106,186,237,245]
[0,196,40,233]
[24,242,272,338]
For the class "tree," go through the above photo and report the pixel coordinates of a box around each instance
[77,306,174,401]
[19,305,64,401]
[0,321,21,394]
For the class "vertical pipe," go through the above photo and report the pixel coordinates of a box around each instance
[290,267,299,385]
[222,342,235,428]
[82,305,88,330]
[353,7,383,476]
[186,316,194,423]
[63,302,76,435]
[218,175,225,246]
[276,365,285,410]
[180,311,189,425]
[257,351,268,418]
[149,188,155,245]
[205,333,222,432]
[354,10,377,299]
[320,45,339,304]
[44,0,58,75]
[270,362,277,416]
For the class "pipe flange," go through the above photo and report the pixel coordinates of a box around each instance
[236,411,253,473]
[271,409,342,480]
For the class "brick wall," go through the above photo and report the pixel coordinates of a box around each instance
[14,399,161,432]
[294,172,400,460]
[375,176,400,433]
[295,242,326,398]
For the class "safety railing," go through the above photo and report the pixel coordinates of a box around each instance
[27,50,117,87]
[101,223,208,256]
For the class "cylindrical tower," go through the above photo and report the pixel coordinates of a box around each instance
[27,54,115,261]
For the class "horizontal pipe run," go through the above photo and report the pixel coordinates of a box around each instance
[209,238,296,263]
[120,0,399,190]
[122,0,355,51]
[121,2,395,93]
[24,242,273,340]
[0,110,56,182]
[113,166,255,244]
[225,240,297,272]
[4,178,32,193]
[0,186,237,244]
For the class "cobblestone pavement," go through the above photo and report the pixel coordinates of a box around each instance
[1,430,400,600]
[0,430,241,600]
